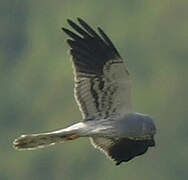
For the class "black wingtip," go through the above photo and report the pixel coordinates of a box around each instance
[62,27,83,41]
[77,17,87,28]
[62,17,122,75]
[97,27,121,57]
[61,27,65,31]
[77,17,83,23]
[61,19,75,32]
[67,18,78,28]
[67,18,73,24]
[61,27,71,35]
[61,27,69,33]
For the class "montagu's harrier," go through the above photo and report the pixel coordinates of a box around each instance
[13,18,156,165]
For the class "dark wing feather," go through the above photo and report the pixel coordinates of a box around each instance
[62,18,132,119]
[91,137,155,165]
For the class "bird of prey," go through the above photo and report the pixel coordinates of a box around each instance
[13,18,156,165]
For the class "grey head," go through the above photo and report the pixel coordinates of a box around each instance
[116,112,156,139]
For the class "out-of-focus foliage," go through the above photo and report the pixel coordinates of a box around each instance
[1,0,188,179]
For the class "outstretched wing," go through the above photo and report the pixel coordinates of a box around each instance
[62,18,132,119]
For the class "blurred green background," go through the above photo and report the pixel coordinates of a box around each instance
[1,0,188,179]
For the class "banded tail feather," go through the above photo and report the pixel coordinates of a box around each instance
[13,131,79,150]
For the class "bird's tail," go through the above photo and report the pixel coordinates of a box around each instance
[13,123,83,150]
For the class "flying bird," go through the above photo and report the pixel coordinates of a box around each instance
[13,18,156,165]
